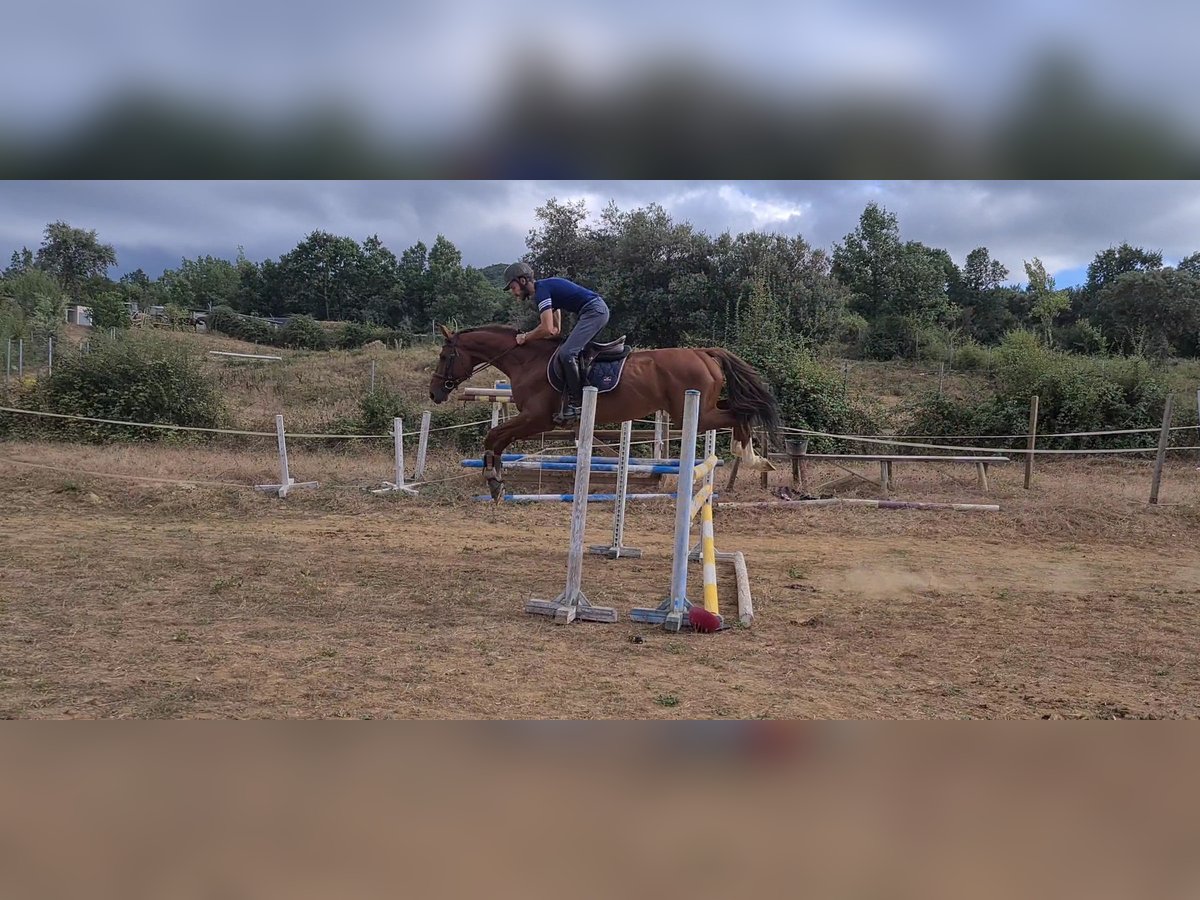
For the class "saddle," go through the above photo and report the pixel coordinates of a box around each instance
[578,335,632,381]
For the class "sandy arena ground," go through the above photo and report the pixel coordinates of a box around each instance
[2,440,1198,718]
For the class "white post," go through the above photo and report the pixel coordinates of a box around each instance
[653,410,665,459]
[393,416,404,487]
[372,417,418,494]
[414,410,431,480]
[491,403,501,428]
[562,388,597,606]
[668,391,701,612]
[47,336,53,375]
[275,414,292,497]
[630,390,701,632]
[4,338,9,383]
[370,360,376,391]
[255,414,320,497]
[18,338,23,377]
[589,419,642,558]
[1149,394,1173,505]
[526,387,617,625]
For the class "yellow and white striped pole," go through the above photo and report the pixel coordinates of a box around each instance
[700,496,718,614]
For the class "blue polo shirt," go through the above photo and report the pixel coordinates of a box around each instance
[534,277,601,315]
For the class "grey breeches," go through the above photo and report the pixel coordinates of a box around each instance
[555,298,610,366]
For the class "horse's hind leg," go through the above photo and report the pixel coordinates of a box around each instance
[697,409,775,473]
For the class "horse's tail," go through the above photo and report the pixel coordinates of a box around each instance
[703,348,780,438]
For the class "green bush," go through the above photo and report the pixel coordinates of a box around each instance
[235,317,277,346]
[281,315,328,350]
[952,340,993,371]
[205,305,241,336]
[90,291,132,330]
[342,388,485,452]
[37,336,225,441]
[336,321,396,349]
[898,330,1170,448]
[735,343,886,451]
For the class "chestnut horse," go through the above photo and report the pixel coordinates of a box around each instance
[429,324,779,500]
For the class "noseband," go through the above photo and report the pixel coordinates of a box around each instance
[434,341,463,392]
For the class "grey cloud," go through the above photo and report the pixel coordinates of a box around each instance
[2,181,1198,287]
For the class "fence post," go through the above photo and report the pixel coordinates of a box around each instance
[1149,394,1173,505]
[18,338,23,377]
[47,336,53,376]
[370,360,376,392]
[4,338,9,384]
[414,410,431,480]
[1024,395,1039,490]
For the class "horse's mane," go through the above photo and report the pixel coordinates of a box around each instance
[456,324,517,335]
[456,323,564,344]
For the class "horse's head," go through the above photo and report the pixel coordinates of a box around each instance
[429,324,476,403]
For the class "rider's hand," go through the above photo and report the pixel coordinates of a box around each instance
[516,332,526,345]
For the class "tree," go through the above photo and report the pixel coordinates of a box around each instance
[960,247,1009,293]
[159,255,240,310]
[4,247,34,278]
[91,291,133,329]
[831,203,952,345]
[950,247,1016,345]
[425,235,507,327]
[1093,268,1200,357]
[525,197,594,281]
[717,231,849,347]
[1178,252,1200,279]
[1024,258,1070,346]
[34,221,117,301]
[1085,243,1163,294]
[397,241,431,329]
[357,234,404,325]
[275,231,366,320]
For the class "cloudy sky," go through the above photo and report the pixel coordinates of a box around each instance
[2,180,1198,288]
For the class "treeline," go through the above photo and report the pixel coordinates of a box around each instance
[4,202,1200,362]
[523,198,1200,361]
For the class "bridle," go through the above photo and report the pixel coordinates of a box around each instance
[434,334,522,393]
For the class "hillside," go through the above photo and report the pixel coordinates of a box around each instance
[29,324,1200,439]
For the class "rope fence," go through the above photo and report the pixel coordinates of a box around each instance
[2,400,1198,499]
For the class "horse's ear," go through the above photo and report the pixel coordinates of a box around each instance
[437,322,453,340]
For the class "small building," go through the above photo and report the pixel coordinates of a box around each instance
[66,305,94,327]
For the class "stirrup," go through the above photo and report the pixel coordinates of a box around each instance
[553,402,581,425]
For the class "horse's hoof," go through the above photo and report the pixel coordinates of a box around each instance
[488,479,504,502]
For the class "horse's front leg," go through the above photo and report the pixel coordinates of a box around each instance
[482,410,556,502]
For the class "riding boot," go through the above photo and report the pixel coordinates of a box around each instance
[554,358,584,425]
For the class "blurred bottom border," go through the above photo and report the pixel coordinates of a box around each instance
[1,722,1196,899]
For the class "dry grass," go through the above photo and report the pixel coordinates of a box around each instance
[2,438,1198,719]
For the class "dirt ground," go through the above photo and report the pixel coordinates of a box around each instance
[2,440,1199,719]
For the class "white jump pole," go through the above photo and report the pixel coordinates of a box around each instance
[631,389,701,632]
[526,386,618,625]
[373,417,418,495]
[414,410,431,481]
[255,414,319,498]
[588,420,642,559]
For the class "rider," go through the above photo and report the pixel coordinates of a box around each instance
[504,262,611,424]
